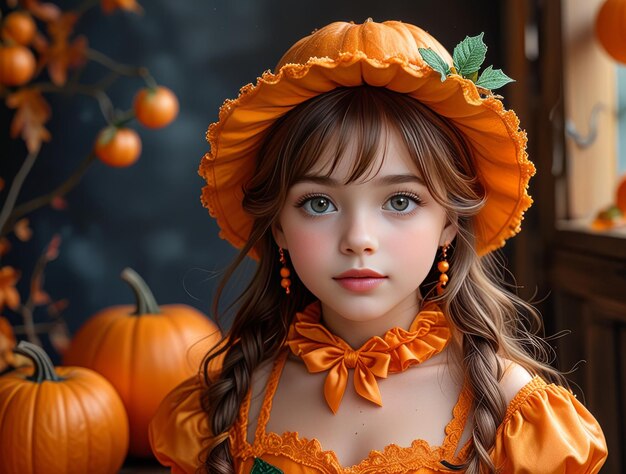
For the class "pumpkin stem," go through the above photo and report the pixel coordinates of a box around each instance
[121,267,161,315]
[14,341,62,383]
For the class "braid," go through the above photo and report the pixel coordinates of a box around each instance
[463,335,506,473]
[204,331,262,474]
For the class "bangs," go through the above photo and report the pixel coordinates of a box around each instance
[281,86,394,186]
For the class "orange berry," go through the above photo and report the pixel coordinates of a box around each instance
[0,44,36,86]
[1,12,36,46]
[133,86,179,129]
[94,127,142,167]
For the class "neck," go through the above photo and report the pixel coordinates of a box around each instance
[319,297,423,348]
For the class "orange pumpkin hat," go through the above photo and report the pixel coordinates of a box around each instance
[199,19,534,257]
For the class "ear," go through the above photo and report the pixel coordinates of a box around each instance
[271,220,288,250]
[439,218,458,247]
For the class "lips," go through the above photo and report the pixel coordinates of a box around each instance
[333,269,387,292]
[334,269,385,279]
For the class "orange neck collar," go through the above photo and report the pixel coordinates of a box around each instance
[286,301,451,413]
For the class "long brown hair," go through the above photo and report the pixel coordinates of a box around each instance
[201,86,562,473]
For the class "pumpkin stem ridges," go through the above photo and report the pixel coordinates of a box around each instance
[15,341,62,383]
[121,267,161,315]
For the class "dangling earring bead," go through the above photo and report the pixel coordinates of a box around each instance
[279,247,291,295]
[436,243,450,295]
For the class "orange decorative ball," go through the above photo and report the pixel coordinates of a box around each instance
[133,86,179,129]
[596,0,626,63]
[94,126,142,167]
[0,341,129,473]
[0,44,36,86]
[1,11,37,46]
[63,268,220,458]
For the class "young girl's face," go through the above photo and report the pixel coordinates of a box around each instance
[273,125,456,325]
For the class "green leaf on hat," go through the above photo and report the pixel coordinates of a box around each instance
[418,47,451,81]
[452,33,487,78]
[475,65,515,90]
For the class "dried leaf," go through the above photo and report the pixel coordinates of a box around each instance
[14,218,33,242]
[37,13,88,86]
[6,88,52,153]
[0,317,16,372]
[47,298,69,315]
[0,267,21,312]
[0,238,11,257]
[0,317,16,346]
[44,234,61,261]
[22,0,62,22]
[101,0,143,15]
[48,320,71,355]
[31,274,51,306]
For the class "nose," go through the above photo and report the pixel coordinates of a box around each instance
[339,210,379,255]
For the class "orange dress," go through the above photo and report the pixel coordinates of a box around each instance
[149,346,607,473]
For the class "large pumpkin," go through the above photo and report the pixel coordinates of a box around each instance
[63,267,220,458]
[595,0,626,63]
[0,341,129,474]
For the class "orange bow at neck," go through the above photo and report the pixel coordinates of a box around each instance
[287,302,451,413]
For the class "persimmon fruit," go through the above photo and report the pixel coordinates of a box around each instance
[0,44,36,86]
[94,127,142,167]
[133,86,179,129]
[1,12,37,46]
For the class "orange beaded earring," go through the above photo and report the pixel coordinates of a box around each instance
[436,243,450,295]
[279,247,291,295]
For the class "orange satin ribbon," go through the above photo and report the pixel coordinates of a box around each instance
[287,302,451,413]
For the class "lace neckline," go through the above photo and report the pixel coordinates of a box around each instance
[286,301,451,412]
[232,349,473,473]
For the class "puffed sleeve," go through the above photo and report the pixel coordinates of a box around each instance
[493,377,607,473]
[149,374,210,474]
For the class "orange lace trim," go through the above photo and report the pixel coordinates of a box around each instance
[231,349,472,473]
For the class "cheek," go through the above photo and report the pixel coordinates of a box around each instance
[384,223,441,266]
[282,224,332,276]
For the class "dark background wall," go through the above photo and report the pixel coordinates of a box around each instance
[1,0,503,362]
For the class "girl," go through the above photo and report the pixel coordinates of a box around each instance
[149,20,607,473]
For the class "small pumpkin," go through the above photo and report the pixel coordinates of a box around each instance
[595,0,626,63]
[0,341,129,473]
[63,267,220,458]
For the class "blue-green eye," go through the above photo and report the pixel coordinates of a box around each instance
[301,196,337,214]
[383,194,421,212]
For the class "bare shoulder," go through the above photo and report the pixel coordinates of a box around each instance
[497,357,534,406]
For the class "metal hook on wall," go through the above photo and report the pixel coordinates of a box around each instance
[564,103,605,149]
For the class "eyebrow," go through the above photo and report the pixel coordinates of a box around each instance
[294,174,426,187]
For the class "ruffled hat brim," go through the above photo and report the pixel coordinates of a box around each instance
[199,51,534,258]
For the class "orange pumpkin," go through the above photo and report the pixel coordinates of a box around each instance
[63,267,220,458]
[0,341,129,473]
[595,0,626,63]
